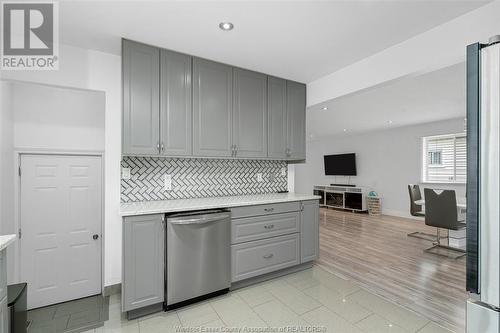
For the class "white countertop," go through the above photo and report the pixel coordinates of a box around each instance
[120,193,321,216]
[0,234,16,251]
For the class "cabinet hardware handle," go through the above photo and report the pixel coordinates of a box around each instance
[263,254,274,259]
[92,234,99,240]
[264,224,274,229]
[234,145,237,156]
[264,208,274,212]
[161,142,164,152]
[157,142,160,152]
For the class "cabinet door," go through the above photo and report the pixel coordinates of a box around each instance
[300,200,319,263]
[122,214,164,312]
[160,50,192,156]
[193,58,233,157]
[286,81,306,160]
[267,77,287,159]
[122,40,160,155]
[232,68,267,157]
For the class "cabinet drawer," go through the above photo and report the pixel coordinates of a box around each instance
[231,202,300,219]
[231,233,300,282]
[232,212,299,244]
[0,250,6,301]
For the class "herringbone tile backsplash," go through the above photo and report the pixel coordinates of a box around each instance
[121,157,288,202]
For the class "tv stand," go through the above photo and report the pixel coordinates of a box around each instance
[330,184,356,187]
[313,185,368,212]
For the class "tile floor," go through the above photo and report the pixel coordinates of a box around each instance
[30,265,455,333]
[28,295,109,333]
[91,265,455,333]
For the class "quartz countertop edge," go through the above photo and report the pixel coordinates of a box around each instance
[120,193,321,216]
[0,234,16,251]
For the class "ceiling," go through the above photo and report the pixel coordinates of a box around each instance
[59,0,488,83]
[306,63,466,139]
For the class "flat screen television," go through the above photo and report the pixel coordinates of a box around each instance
[324,153,357,176]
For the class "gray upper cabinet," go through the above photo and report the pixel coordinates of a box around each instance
[122,40,160,155]
[233,69,267,158]
[300,200,319,263]
[122,39,307,161]
[267,77,288,159]
[122,214,164,312]
[160,49,192,156]
[286,81,306,160]
[193,58,233,157]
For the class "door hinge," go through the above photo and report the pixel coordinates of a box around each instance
[18,166,21,177]
[18,228,21,239]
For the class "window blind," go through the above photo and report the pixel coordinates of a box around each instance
[422,133,466,183]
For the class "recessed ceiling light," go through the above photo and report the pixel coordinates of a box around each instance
[322,106,328,111]
[219,22,234,31]
[387,120,393,124]
[343,129,347,132]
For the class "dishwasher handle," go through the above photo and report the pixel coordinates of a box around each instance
[168,212,231,225]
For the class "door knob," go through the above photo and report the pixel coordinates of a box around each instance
[93,234,99,240]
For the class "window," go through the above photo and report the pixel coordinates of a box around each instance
[427,151,442,166]
[422,133,466,183]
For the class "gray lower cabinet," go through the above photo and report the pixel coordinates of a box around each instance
[232,68,268,157]
[267,77,288,159]
[193,58,233,157]
[160,49,192,156]
[286,81,307,160]
[300,200,320,263]
[122,40,160,155]
[230,200,318,283]
[231,233,300,282]
[122,214,165,312]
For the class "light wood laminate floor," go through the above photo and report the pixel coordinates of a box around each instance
[317,208,466,333]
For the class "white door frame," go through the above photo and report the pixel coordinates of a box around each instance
[13,149,105,298]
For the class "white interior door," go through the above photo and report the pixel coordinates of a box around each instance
[20,154,103,309]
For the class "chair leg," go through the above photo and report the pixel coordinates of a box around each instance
[424,229,466,259]
[407,227,446,242]
[407,231,438,241]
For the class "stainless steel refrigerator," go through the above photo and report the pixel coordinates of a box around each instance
[466,35,500,333]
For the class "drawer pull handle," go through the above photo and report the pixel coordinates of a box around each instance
[264,224,275,229]
[263,254,274,259]
[264,208,274,212]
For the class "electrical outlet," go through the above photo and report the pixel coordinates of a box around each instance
[256,173,263,182]
[281,167,287,177]
[121,168,131,180]
[164,174,172,191]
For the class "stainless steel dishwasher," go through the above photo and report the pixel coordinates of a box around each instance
[165,209,231,310]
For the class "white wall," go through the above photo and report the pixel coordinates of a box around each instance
[0,81,15,281]
[0,43,122,286]
[11,82,105,151]
[295,118,466,218]
[0,81,13,235]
